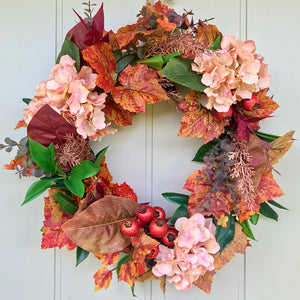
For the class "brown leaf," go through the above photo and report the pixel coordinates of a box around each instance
[136,270,159,283]
[160,275,166,296]
[61,195,140,253]
[193,270,216,294]
[195,21,221,48]
[269,131,294,165]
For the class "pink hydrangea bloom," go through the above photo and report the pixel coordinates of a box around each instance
[23,55,112,140]
[191,36,271,112]
[152,213,220,291]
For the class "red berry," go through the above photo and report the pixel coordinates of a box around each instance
[121,218,139,237]
[241,95,258,111]
[161,228,178,246]
[137,206,155,224]
[145,245,159,259]
[215,107,233,121]
[153,206,166,219]
[149,218,168,238]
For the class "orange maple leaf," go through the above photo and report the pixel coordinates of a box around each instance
[193,270,216,294]
[103,98,135,126]
[94,267,113,291]
[113,182,138,202]
[119,260,137,287]
[112,64,169,113]
[14,119,27,129]
[157,17,177,31]
[82,42,116,93]
[195,21,221,48]
[242,89,279,119]
[179,91,229,143]
[94,252,120,266]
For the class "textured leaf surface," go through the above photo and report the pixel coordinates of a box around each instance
[113,182,138,202]
[94,267,113,291]
[95,252,120,266]
[195,21,221,48]
[61,195,140,253]
[112,64,169,113]
[193,270,216,294]
[119,260,136,287]
[82,42,116,93]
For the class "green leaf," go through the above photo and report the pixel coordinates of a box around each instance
[260,202,278,221]
[113,50,122,62]
[28,138,56,174]
[22,178,55,205]
[64,177,85,197]
[168,205,189,225]
[209,34,222,50]
[255,131,280,143]
[268,200,288,210]
[215,214,235,252]
[76,247,89,267]
[163,52,181,63]
[116,54,138,74]
[94,146,109,166]
[161,192,189,207]
[139,54,164,69]
[192,140,219,162]
[55,192,78,214]
[56,36,80,71]
[131,286,137,297]
[240,220,256,240]
[160,57,207,92]
[22,98,31,105]
[116,255,132,279]
[70,160,100,180]
[250,213,259,225]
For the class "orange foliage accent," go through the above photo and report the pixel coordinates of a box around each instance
[179,91,229,143]
[82,42,116,93]
[195,21,221,48]
[193,270,216,294]
[95,252,120,266]
[119,260,137,287]
[157,17,177,31]
[14,119,27,129]
[94,267,113,290]
[113,182,138,202]
[112,64,169,113]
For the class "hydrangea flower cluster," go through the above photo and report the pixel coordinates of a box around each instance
[152,214,220,291]
[23,55,111,140]
[192,36,271,112]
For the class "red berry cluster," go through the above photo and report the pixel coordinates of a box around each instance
[121,205,178,259]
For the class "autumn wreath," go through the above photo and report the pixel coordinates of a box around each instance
[1,0,294,295]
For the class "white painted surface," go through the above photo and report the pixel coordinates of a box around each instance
[0,0,299,299]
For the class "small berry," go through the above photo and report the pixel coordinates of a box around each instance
[149,218,168,238]
[153,206,166,219]
[161,228,178,246]
[241,95,258,111]
[137,206,155,224]
[145,245,159,259]
[215,107,233,121]
[121,218,139,237]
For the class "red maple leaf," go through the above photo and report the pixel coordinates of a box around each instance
[112,64,169,113]
[179,91,229,143]
[113,182,138,202]
[95,252,120,266]
[82,42,116,93]
[94,267,113,291]
[14,119,27,129]
[119,260,137,287]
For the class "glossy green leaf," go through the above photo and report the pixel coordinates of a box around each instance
[215,214,235,252]
[116,54,138,74]
[209,34,222,50]
[161,192,189,207]
[64,177,85,197]
[76,247,89,267]
[22,178,55,205]
[116,255,132,279]
[22,98,31,105]
[192,140,219,162]
[255,131,280,143]
[250,213,259,225]
[268,200,288,210]
[131,286,137,297]
[168,205,189,225]
[139,54,164,70]
[161,57,207,92]
[94,146,109,166]
[163,52,181,63]
[55,191,78,214]
[240,220,256,240]
[28,138,56,174]
[70,160,100,180]
[56,36,80,71]
[260,202,278,221]
[113,50,122,62]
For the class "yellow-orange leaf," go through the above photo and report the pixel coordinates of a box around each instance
[193,270,216,294]
[94,267,113,291]
[119,260,137,287]
[14,119,27,129]
[112,64,169,113]
[136,270,159,283]
[268,131,294,165]
[214,223,248,270]
[95,252,120,266]
[195,21,221,48]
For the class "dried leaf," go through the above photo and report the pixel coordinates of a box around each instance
[195,21,221,48]
[179,91,229,143]
[136,270,159,283]
[82,42,116,93]
[113,182,138,202]
[95,252,120,266]
[160,275,166,296]
[268,131,294,165]
[61,195,140,253]
[94,267,113,291]
[213,223,248,270]
[193,270,216,294]
[112,64,168,113]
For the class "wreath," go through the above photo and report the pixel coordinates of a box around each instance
[1,0,294,295]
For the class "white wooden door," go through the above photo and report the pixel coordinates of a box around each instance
[0,0,299,299]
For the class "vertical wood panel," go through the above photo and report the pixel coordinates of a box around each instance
[0,0,56,299]
[246,1,300,299]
